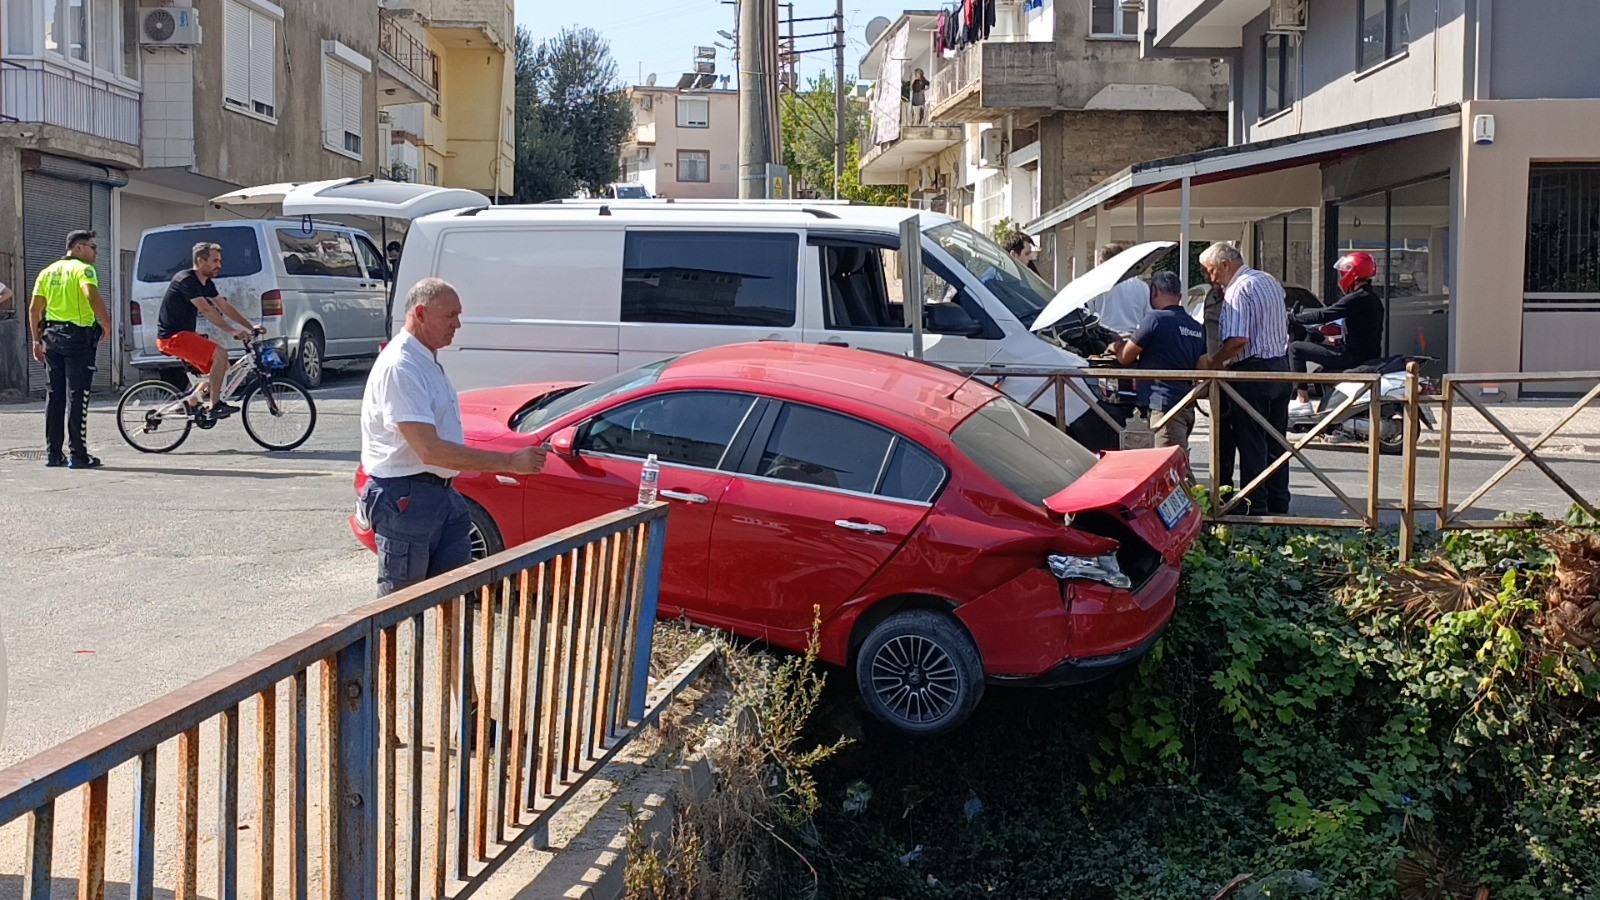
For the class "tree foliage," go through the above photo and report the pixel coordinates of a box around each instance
[780,76,906,205]
[513,26,632,203]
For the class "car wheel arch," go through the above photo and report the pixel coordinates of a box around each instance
[844,593,965,668]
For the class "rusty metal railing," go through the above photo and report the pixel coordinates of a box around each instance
[0,503,714,899]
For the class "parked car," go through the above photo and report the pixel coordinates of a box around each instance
[601,182,652,199]
[349,342,1202,735]
[129,219,391,388]
[213,180,1150,450]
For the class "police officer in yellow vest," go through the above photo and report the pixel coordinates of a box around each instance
[28,230,111,469]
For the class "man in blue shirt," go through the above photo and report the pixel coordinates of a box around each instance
[1113,271,1205,450]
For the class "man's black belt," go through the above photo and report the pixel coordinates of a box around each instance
[405,472,455,488]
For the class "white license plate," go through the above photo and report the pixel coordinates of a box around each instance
[1157,488,1193,529]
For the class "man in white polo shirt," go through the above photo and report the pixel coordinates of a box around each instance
[360,277,546,596]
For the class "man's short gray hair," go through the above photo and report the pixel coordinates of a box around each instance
[1199,242,1244,268]
[192,242,222,263]
[405,277,458,314]
[1151,271,1184,298]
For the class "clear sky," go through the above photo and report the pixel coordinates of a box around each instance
[513,0,916,89]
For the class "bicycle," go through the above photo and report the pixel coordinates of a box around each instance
[116,336,318,453]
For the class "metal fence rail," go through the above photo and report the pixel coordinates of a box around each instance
[0,503,682,899]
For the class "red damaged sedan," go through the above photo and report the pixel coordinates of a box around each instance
[353,342,1201,734]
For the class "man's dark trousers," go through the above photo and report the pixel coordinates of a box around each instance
[41,322,98,460]
[1227,355,1292,515]
[365,474,474,596]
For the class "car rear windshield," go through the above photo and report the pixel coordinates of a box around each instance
[511,357,676,434]
[952,397,1099,505]
[137,226,263,282]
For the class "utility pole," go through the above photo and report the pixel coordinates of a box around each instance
[833,0,845,199]
[737,0,779,198]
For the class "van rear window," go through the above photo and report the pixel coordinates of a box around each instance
[137,227,263,282]
[621,232,798,327]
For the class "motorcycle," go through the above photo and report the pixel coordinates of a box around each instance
[1288,355,1438,455]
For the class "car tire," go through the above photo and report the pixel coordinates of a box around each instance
[854,610,984,736]
[292,325,325,389]
[466,499,504,560]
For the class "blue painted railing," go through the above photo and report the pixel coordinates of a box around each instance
[0,502,669,899]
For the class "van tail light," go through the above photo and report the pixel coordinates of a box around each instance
[129,302,141,326]
[261,290,284,317]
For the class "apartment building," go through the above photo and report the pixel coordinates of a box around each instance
[379,0,515,198]
[1035,0,1600,383]
[860,0,1227,273]
[618,85,740,200]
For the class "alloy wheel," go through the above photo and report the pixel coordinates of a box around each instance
[869,634,962,726]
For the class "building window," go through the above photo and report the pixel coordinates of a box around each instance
[677,150,710,183]
[11,0,140,77]
[427,164,439,185]
[1359,0,1410,70]
[323,55,365,158]
[429,52,441,117]
[1090,0,1138,38]
[1261,34,1298,117]
[1527,165,1600,294]
[677,95,710,128]
[223,0,279,119]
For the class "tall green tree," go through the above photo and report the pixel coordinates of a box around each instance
[780,75,906,205]
[513,26,632,203]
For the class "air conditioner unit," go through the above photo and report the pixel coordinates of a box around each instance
[979,129,1005,168]
[139,7,201,47]
[1267,0,1307,33]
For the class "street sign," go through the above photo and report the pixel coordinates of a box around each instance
[765,164,790,199]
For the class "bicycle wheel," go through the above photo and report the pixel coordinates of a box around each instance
[117,380,192,453]
[242,380,317,451]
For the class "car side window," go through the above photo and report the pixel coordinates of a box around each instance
[579,391,757,470]
[276,229,363,278]
[622,231,799,327]
[354,236,388,281]
[755,404,894,495]
[879,441,947,503]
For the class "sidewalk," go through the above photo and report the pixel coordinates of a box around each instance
[1418,398,1600,457]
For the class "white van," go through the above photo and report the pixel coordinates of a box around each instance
[214,183,1131,439]
[128,219,391,388]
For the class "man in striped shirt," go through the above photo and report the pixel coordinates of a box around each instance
[1198,242,1292,515]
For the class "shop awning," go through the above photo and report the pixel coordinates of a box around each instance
[1027,105,1462,234]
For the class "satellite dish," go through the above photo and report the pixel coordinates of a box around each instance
[646,72,657,86]
[865,16,891,46]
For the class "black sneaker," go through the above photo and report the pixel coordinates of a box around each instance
[45,453,68,468]
[68,454,103,470]
[209,402,239,419]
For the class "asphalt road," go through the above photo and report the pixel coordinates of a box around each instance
[1,370,1596,769]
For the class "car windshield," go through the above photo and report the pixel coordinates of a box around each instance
[952,396,1099,505]
[926,221,1054,324]
[511,357,675,434]
[613,185,649,199]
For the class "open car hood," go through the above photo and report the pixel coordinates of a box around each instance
[212,177,490,220]
[1030,241,1177,333]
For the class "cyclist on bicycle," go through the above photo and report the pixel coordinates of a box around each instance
[156,242,261,417]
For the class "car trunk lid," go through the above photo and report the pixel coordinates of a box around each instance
[1044,448,1197,563]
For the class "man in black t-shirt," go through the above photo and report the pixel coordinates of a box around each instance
[156,242,259,416]
[1112,271,1206,450]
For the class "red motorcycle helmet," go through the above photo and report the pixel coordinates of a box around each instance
[1334,251,1378,294]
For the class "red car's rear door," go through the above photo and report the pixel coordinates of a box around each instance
[521,390,761,613]
[705,402,942,649]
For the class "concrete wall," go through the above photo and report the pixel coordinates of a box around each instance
[439,43,512,196]
[1039,109,1226,209]
[1455,99,1600,378]
[189,0,378,186]
[1487,0,1600,100]
[1239,0,1468,141]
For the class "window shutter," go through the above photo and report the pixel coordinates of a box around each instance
[222,1,250,106]
[342,63,364,149]
[323,57,342,148]
[248,10,275,114]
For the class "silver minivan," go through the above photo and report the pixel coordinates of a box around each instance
[128,220,390,387]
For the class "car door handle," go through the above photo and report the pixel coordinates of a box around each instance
[821,339,850,348]
[495,475,519,486]
[660,489,709,504]
[834,519,887,535]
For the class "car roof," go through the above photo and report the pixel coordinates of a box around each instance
[419,203,958,232]
[657,342,998,433]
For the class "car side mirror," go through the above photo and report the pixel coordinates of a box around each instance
[549,425,580,459]
[925,303,983,337]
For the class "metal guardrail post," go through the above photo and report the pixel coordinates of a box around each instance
[1399,362,1421,562]
[1437,377,1456,531]
[1208,376,1224,518]
[330,631,377,898]
[630,511,668,723]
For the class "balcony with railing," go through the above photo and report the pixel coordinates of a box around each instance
[378,12,439,106]
[860,99,963,186]
[0,60,141,148]
[927,45,984,123]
